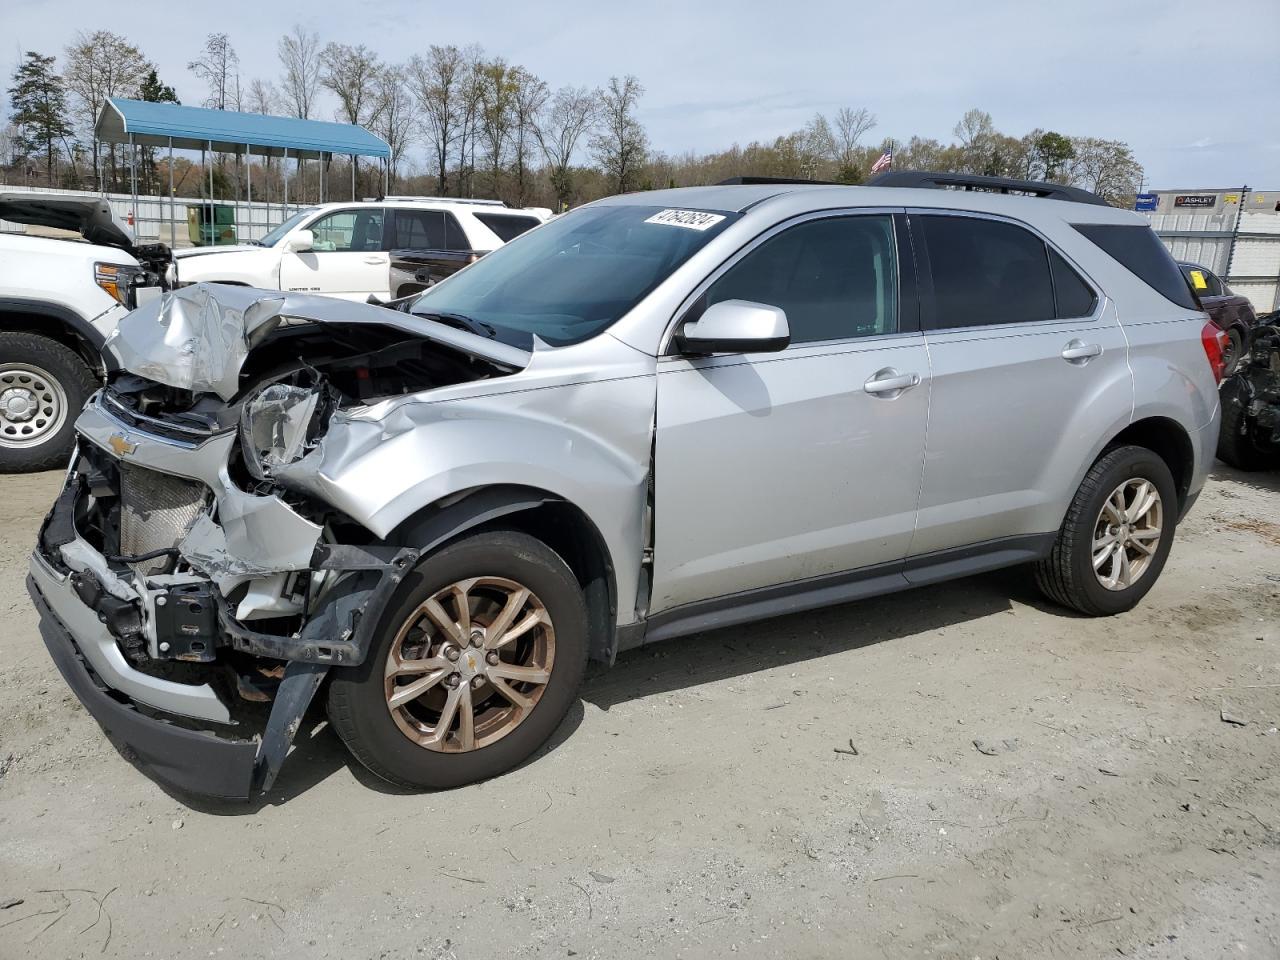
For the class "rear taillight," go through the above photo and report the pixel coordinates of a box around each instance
[1201,321,1230,383]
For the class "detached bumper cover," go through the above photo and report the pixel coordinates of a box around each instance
[29,567,329,802]
[29,573,259,800]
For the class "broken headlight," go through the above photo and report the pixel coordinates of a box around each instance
[240,383,322,481]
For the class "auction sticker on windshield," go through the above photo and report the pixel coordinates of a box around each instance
[644,209,726,230]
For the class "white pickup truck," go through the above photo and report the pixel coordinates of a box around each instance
[0,193,169,471]
[174,197,550,301]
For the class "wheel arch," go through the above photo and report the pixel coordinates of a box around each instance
[0,298,106,375]
[387,484,620,663]
[1103,416,1196,511]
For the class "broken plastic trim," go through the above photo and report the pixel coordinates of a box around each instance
[240,383,324,481]
[217,545,419,665]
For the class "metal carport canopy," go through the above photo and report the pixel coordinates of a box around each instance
[95,97,390,159]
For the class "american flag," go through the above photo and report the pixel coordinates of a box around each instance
[870,150,893,174]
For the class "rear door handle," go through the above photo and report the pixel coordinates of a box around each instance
[863,368,921,397]
[363,255,387,265]
[1061,339,1102,363]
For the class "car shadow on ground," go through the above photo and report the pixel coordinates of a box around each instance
[1209,461,1280,495]
[159,565,1055,814]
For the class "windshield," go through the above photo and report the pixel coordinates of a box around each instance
[259,207,318,247]
[409,204,737,346]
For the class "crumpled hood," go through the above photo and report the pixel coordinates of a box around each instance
[103,283,531,401]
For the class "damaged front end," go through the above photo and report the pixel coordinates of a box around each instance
[28,284,528,799]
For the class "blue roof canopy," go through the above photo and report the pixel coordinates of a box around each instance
[96,98,390,160]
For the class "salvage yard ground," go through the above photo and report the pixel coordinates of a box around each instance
[0,465,1277,960]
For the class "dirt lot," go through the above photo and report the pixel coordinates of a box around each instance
[0,466,1277,960]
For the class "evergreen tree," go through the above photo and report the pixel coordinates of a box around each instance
[8,51,73,183]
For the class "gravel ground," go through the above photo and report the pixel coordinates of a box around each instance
[0,465,1276,960]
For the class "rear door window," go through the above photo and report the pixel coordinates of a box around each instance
[476,213,542,242]
[444,213,470,250]
[919,215,1056,328]
[393,209,447,249]
[1073,223,1199,310]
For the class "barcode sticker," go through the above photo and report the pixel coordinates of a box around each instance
[644,209,726,231]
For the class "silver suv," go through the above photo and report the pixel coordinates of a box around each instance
[29,172,1225,799]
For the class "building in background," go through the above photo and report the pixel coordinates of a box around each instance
[1138,188,1280,313]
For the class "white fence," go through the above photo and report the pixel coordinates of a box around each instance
[0,184,299,247]
[1143,189,1280,314]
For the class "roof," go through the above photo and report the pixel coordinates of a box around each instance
[595,183,1141,225]
[96,98,390,160]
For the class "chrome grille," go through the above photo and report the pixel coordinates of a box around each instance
[118,463,207,575]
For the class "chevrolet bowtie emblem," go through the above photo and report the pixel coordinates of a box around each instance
[107,433,137,457]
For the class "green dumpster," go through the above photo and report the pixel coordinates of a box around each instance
[186,204,238,246]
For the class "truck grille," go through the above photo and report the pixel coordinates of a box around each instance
[118,463,208,575]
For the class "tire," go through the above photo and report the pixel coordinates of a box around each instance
[1216,375,1279,471]
[1035,445,1178,616]
[1222,328,1245,377]
[328,530,589,790]
[0,332,98,473]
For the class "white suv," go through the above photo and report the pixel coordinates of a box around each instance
[173,198,551,302]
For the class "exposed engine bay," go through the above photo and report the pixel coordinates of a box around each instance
[30,284,530,793]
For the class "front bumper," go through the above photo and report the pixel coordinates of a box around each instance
[29,570,261,800]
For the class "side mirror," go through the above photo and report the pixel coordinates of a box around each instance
[678,299,790,354]
[284,229,314,253]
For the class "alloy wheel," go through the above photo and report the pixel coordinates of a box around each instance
[1092,478,1163,591]
[384,576,556,752]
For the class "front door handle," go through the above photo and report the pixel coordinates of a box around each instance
[863,368,921,397]
[363,255,387,265]
[1061,339,1102,363]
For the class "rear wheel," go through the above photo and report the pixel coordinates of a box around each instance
[0,332,97,473]
[1035,445,1178,616]
[328,530,589,790]
[1216,375,1279,471]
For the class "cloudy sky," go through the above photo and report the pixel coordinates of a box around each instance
[4,0,1278,187]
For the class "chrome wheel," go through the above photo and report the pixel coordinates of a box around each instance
[1092,478,1163,591]
[384,576,555,752]
[0,364,68,449]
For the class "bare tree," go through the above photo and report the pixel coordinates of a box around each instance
[953,108,994,150]
[63,30,150,188]
[590,75,647,195]
[508,66,548,207]
[371,65,415,189]
[188,33,240,110]
[246,78,276,115]
[455,46,486,197]
[319,42,382,193]
[277,24,320,119]
[475,58,515,198]
[536,85,597,210]
[832,106,876,167]
[407,44,465,194]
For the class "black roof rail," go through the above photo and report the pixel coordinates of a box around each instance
[866,170,1110,207]
[716,176,844,186]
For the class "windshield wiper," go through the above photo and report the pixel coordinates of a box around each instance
[413,310,497,339]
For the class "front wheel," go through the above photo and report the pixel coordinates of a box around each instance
[1035,445,1178,616]
[0,332,98,473]
[328,530,589,790]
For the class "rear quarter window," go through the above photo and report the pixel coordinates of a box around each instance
[476,213,542,243]
[1073,224,1199,311]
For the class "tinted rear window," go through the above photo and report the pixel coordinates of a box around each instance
[1073,224,1198,310]
[476,213,542,243]
[920,215,1056,328]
